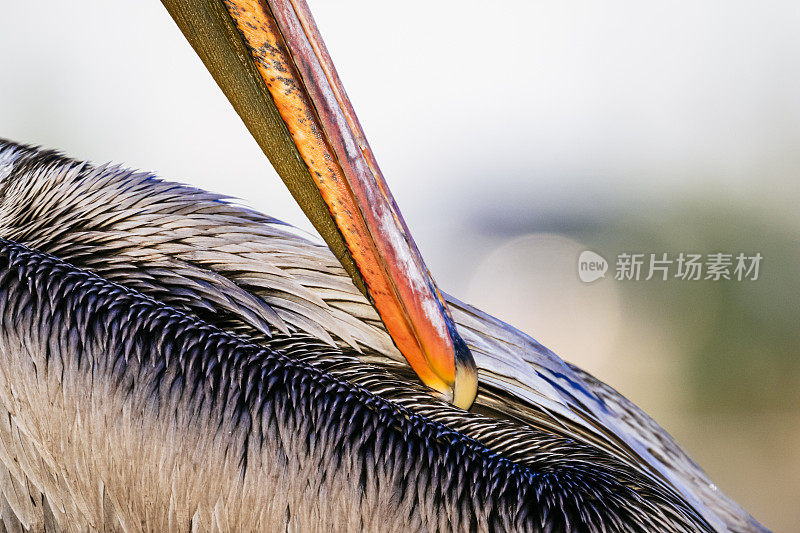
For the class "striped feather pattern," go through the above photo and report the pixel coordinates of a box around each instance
[0,140,765,532]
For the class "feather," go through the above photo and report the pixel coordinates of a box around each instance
[0,139,764,531]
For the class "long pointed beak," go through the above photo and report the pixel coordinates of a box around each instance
[161,0,477,408]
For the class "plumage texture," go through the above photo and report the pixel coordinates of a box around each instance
[0,140,765,531]
[0,238,710,531]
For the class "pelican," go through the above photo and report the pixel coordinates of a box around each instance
[0,0,765,531]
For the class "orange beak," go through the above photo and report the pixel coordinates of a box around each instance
[161,0,478,408]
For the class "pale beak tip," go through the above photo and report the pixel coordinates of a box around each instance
[450,335,478,410]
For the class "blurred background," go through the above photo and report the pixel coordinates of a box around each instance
[1,1,798,529]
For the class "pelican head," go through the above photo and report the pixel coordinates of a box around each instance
[0,1,767,531]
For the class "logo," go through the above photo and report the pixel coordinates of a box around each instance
[578,251,608,283]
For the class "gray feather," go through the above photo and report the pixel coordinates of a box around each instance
[0,140,765,532]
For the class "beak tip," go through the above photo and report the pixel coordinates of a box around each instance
[450,334,478,410]
[452,373,478,411]
[424,342,477,410]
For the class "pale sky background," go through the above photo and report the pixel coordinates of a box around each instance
[2,2,799,530]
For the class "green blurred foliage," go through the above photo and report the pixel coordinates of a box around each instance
[581,202,800,412]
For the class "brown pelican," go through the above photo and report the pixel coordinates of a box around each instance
[0,0,765,531]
